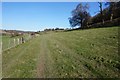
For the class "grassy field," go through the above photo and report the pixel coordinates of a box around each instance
[2,34,31,51]
[2,26,120,78]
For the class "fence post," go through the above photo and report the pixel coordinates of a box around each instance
[19,38,21,44]
[15,38,16,46]
[8,39,10,49]
[21,38,22,44]
[14,38,15,47]
[17,38,19,45]
[24,38,25,43]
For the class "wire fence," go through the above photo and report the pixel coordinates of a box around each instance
[2,34,33,52]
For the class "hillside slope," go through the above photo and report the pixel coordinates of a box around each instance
[3,26,120,78]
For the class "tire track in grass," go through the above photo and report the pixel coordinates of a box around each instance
[43,34,91,77]
[43,35,55,78]
[36,36,46,78]
[37,31,119,78]
[36,34,55,78]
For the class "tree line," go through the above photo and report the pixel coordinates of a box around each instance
[69,1,120,29]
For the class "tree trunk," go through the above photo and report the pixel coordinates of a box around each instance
[80,19,83,29]
[87,22,89,28]
[110,13,113,21]
[102,18,104,24]
[99,2,104,24]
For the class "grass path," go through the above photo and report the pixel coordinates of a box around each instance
[2,27,120,78]
[36,36,46,77]
[36,34,57,78]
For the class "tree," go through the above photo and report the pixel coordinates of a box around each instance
[82,13,91,28]
[105,1,120,21]
[69,3,90,29]
[98,2,104,24]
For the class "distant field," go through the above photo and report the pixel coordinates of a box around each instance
[2,26,120,78]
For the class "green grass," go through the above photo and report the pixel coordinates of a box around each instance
[2,26,120,78]
[2,35,22,51]
[2,34,31,51]
[3,37,41,78]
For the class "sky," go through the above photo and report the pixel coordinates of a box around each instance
[2,2,107,31]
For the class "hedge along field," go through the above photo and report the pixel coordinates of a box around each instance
[2,26,120,78]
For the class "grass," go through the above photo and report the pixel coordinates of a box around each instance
[2,26,120,78]
[2,34,31,51]
[3,37,41,78]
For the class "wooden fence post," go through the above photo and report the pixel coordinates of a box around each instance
[20,38,22,44]
[17,38,19,45]
[14,38,15,47]
[9,39,10,49]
